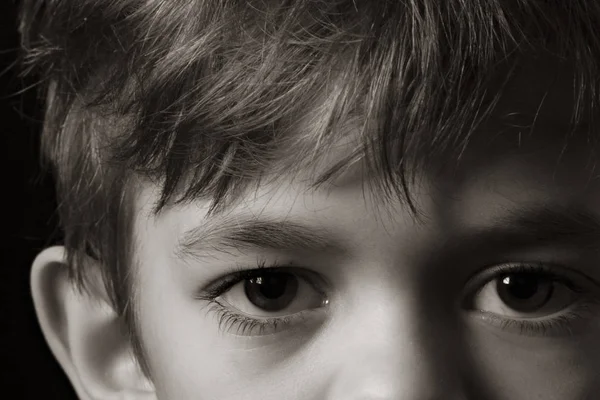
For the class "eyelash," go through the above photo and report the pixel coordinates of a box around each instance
[197,260,600,337]
[466,262,587,296]
[203,302,304,336]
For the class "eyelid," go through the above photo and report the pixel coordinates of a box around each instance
[197,263,329,302]
[200,265,269,299]
[464,260,588,288]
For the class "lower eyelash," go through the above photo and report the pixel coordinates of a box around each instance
[478,299,600,337]
[205,299,303,336]
[206,301,600,338]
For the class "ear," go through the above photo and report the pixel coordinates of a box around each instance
[30,246,156,400]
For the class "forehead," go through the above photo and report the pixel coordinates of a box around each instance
[132,137,600,301]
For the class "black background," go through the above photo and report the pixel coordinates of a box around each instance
[2,1,77,398]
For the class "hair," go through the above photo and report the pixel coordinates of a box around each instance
[18,0,600,377]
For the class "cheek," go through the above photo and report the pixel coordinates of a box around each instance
[465,317,600,400]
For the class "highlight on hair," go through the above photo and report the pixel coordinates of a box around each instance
[18,0,600,376]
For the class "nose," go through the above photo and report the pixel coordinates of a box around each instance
[324,349,464,400]
[322,299,469,400]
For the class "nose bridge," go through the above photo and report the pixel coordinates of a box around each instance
[323,298,466,400]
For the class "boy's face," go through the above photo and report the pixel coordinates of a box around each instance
[131,63,600,399]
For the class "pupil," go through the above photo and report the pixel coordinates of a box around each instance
[258,274,287,299]
[244,272,298,312]
[504,274,539,299]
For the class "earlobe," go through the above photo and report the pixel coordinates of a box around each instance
[31,246,156,400]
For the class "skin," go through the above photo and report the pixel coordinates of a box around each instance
[32,59,600,400]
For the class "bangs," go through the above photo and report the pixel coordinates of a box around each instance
[22,1,600,215]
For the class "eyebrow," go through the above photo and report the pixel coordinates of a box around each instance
[175,215,342,261]
[175,204,600,262]
[449,205,600,254]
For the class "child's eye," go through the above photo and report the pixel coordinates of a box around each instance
[197,266,330,336]
[218,271,326,316]
[465,263,600,336]
[473,271,577,318]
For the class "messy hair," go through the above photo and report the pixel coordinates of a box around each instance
[19,0,600,376]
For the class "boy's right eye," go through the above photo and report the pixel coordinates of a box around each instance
[196,267,330,336]
[220,271,327,315]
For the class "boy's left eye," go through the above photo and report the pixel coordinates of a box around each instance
[472,272,578,318]
[217,271,326,317]
[463,262,600,336]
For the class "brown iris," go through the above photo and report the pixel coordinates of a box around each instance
[244,272,299,312]
[496,272,554,313]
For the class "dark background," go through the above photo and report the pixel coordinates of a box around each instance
[2,1,77,398]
